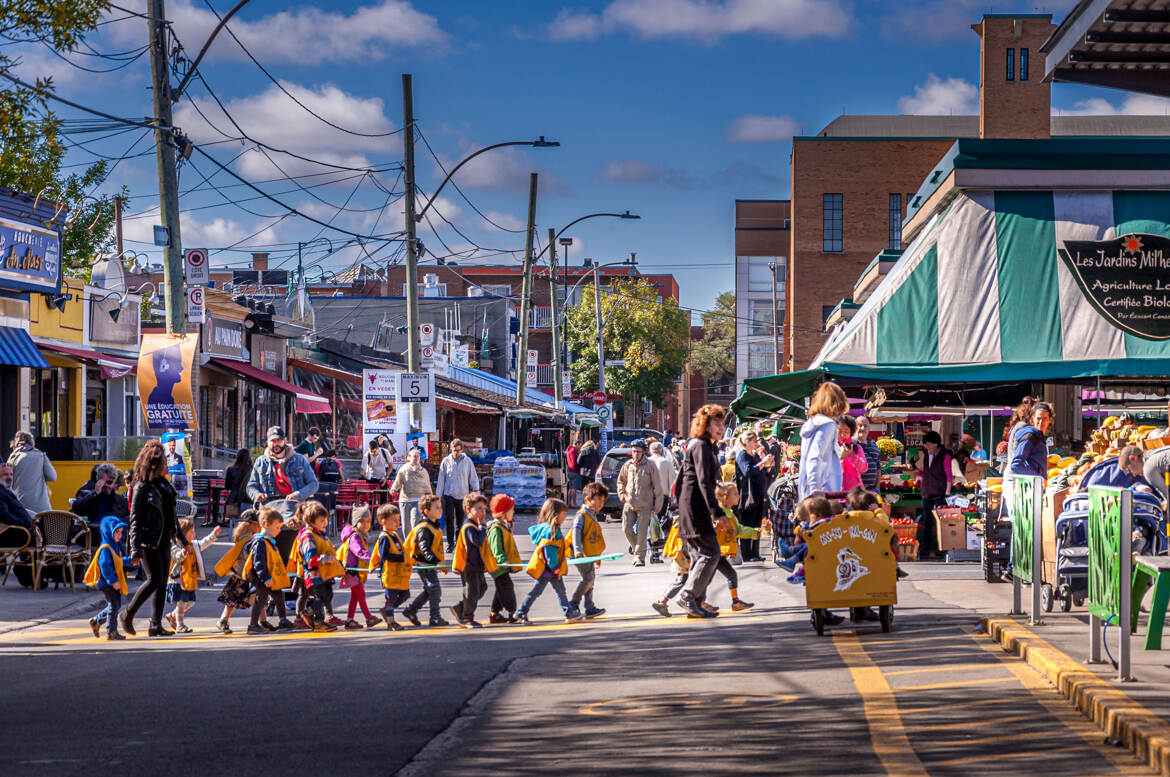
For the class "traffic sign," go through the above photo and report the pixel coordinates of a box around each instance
[590,390,608,407]
[596,403,614,431]
[604,359,626,367]
[561,370,571,394]
[527,349,538,367]
[184,248,209,285]
[526,369,537,384]
[187,286,205,324]
[398,372,431,403]
[420,322,435,346]
[421,345,435,360]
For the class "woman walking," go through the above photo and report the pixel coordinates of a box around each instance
[734,430,774,562]
[676,404,726,618]
[221,448,252,526]
[122,441,191,637]
[390,448,433,531]
[798,382,849,499]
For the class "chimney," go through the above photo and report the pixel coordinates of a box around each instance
[971,15,1055,139]
[252,252,269,271]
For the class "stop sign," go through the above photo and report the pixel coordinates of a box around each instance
[591,390,608,407]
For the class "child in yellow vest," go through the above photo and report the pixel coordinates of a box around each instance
[370,503,412,630]
[212,513,261,635]
[83,515,134,640]
[401,495,450,628]
[568,481,609,620]
[164,519,221,633]
[451,492,496,629]
[337,505,382,630]
[246,508,297,634]
[292,500,344,631]
[652,522,693,617]
[486,493,521,624]
[713,482,755,611]
[515,498,582,625]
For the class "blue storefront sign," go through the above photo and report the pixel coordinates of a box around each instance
[0,212,61,294]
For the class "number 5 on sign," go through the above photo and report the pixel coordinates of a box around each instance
[395,372,436,434]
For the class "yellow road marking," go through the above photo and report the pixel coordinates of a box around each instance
[933,730,1049,747]
[929,746,1093,768]
[831,632,929,777]
[892,676,1014,693]
[883,662,1004,676]
[907,713,1035,733]
[899,697,1013,716]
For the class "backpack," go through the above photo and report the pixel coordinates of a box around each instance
[316,457,343,483]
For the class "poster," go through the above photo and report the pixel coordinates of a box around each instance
[362,369,406,467]
[138,333,199,430]
[161,431,189,493]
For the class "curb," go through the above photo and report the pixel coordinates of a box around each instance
[0,594,104,635]
[981,615,1170,777]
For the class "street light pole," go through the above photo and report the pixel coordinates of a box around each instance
[549,228,563,408]
[515,173,539,405]
[402,75,421,381]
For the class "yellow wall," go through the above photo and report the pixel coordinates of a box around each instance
[29,278,85,343]
[50,461,135,512]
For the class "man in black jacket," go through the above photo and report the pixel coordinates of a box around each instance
[72,463,129,530]
[0,463,32,530]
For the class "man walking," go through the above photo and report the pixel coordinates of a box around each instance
[436,439,479,553]
[617,439,661,567]
[246,426,319,508]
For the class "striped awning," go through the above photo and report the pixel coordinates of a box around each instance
[0,326,49,368]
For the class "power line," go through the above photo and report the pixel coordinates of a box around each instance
[416,128,526,234]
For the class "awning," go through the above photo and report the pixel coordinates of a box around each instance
[0,326,49,368]
[38,342,136,379]
[209,357,332,415]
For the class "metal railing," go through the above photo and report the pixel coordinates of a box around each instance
[529,306,553,329]
[532,363,555,385]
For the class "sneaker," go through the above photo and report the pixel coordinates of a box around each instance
[402,609,422,627]
[678,597,710,619]
[585,607,606,619]
[246,624,267,635]
[312,621,337,633]
[297,613,315,630]
[365,616,383,629]
[649,555,664,564]
[731,598,754,612]
[215,619,232,634]
[175,625,194,634]
[786,570,805,585]
[824,611,845,626]
[277,619,296,631]
[449,606,467,626]
[507,614,519,623]
[852,607,880,622]
[632,558,646,567]
[118,612,135,636]
[776,557,797,572]
[651,601,672,618]
[465,620,484,629]
[344,619,363,630]
[565,611,583,623]
[702,602,720,613]
[489,613,508,624]
[164,613,177,630]
[1000,570,1014,583]
[386,620,403,631]
[428,617,451,628]
[325,616,344,627]
[515,614,534,626]
[106,631,126,641]
[260,621,278,632]
[89,618,101,638]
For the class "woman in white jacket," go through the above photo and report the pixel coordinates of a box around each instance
[798,382,848,500]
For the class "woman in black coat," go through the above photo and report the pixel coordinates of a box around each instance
[677,404,726,618]
[122,440,191,637]
[735,430,774,562]
[222,448,253,524]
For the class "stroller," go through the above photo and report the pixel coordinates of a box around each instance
[1043,489,1166,612]
[767,472,799,564]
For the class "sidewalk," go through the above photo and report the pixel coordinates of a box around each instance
[912,564,1170,776]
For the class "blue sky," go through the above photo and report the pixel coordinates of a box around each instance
[13,0,1168,319]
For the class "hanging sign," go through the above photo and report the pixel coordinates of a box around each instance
[1059,233,1170,340]
[138,333,199,430]
[184,248,209,285]
[0,213,61,293]
[396,371,436,434]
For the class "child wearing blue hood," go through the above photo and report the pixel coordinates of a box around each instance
[83,515,136,640]
[514,498,582,625]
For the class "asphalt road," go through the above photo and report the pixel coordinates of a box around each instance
[0,515,1156,777]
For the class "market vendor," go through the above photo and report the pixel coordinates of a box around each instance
[914,431,964,559]
[1073,445,1154,495]
[1008,402,1053,480]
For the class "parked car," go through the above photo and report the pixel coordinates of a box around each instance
[609,427,665,447]
[596,446,633,521]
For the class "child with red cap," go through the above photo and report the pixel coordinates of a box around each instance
[486,493,521,623]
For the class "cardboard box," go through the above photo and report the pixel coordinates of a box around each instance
[934,509,967,552]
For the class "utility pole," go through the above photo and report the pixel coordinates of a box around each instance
[114,195,124,260]
[770,261,781,374]
[593,265,606,398]
[402,74,420,375]
[515,172,538,404]
[148,0,184,334]
[548,228,562,408]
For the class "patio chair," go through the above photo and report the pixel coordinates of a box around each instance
[0,523,32,586]
[175,499,198,521]
[32,511,91,593]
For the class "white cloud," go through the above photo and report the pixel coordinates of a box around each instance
[446,143,566,194]
[111,0,446,65]
[484,211,526,231]
[548,0,852,42]
[897,74,978,115]
[727,114,799,143]
[417,194,464,224]
[123,212,279,249]
[1055,94,1170,116]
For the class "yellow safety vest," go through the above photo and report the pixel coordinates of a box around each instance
[83,543,127,595]
[404,522,445,564]
[242,536,290,590]
[453,521,498,575]
[336,532,370,583]
[565,509,606,559]
[525,532,569,579]
[369,531,413,591]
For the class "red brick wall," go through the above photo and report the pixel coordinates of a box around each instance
[975,16,1054,140]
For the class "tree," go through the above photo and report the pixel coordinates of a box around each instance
[0,1,127,279]
[688,290,735,383]
[564,277,690,406]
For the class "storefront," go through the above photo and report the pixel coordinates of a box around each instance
[198,312,249,464]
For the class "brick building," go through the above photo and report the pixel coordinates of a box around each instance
[783,13,1170,371]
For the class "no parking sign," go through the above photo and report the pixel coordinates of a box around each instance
[187,286,205,323]
[184,248,209,285]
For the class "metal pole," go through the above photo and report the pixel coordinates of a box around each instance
[515,172,538,404]
[402,75,420,374]
[594,265,608,452]
[149,0,184,334]
[1120,488,1133,681]
[549,228,563,409]
[770,261,780,374]
[114,195,123,260]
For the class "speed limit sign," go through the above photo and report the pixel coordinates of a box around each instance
[187,285,205,323]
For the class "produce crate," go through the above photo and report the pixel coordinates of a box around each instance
[892,523,919,542]
[896,540,919,562]
[933,508,967,552]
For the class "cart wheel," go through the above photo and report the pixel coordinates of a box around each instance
[879,605,893,633]
[1073,594,1085,607]
[1059,587,1073,613]
[811,609,825,636]
[1040,583,1054,613]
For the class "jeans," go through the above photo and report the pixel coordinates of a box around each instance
[406,568,442,620]
[681,535,721,603]
[491,573,516,615]
[460,571,487,620]
[297,580,333,622]
[517,574,577,618]
[400,499,421,532]
[96,587,122,634]
[442,496,465,550]
[383,588,410,613]
[663,572,688,600]
[716,555,738,589]
[250,572,286,624]
[125,543,172,627]
[571,563,598,612]
[622,506,653,561]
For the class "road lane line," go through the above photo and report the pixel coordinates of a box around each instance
[883,662,1005,676]
[899,697,1010,716]
[892,676,1014,693]
[932,730,1049,747]
[832,632,930,777]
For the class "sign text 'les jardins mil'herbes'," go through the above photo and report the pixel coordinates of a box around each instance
[1059,233,1170,340]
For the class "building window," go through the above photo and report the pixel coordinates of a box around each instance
[747,257,783,293]
[823,194,843,252]
[748,342,775,377]
[822,305,835,328]
[1006,47,1015,81]
[1020,48,1029,81]
[888,194,903,250]
[748,299,782,336]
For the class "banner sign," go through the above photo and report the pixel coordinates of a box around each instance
[0,213,61,294]
[362,369,405,466]
[138,333,199,430]
[1059,233,1170,340]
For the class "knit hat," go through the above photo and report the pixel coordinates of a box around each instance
[490,493,515,517]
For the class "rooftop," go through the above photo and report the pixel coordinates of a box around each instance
[808,114,1170,139]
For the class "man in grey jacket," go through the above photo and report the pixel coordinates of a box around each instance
[247,426,319,507]
[7,432,56,514]
[436,438,480,552]
[617,440,661,567]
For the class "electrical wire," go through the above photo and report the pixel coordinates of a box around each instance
[416,128,527,234]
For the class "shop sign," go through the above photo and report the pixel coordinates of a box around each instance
[205,317,245,357]
[361,369,405,466]
[1059,233,1170,340]
[137,332,199,430]
[262,350,277,372]
[0,213,61,294]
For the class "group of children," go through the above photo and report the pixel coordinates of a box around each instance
[81,483,627,639]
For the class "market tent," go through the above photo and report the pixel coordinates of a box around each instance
[733,187,1170,419]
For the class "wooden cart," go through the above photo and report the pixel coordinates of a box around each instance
[804,511,898,635]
